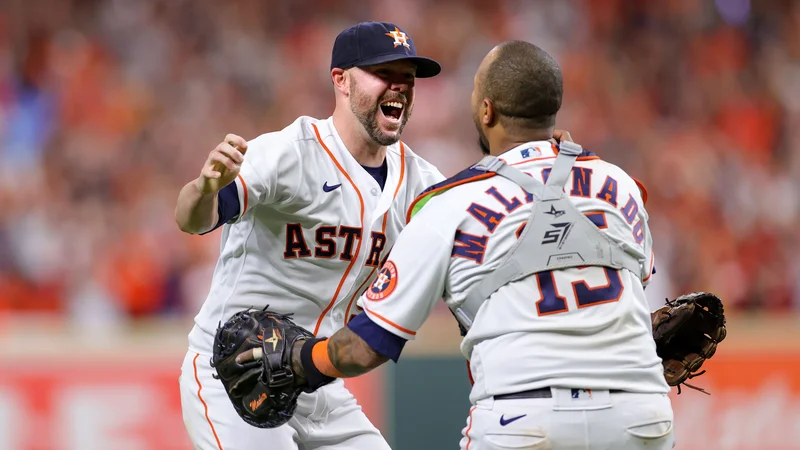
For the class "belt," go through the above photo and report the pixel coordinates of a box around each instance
[494,387,625,400]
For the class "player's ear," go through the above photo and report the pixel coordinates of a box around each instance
[331,68,348,95]
[482,98,496,126]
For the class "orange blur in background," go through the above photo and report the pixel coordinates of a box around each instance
[1,0,799,448]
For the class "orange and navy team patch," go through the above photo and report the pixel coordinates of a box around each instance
[366,261,398,301]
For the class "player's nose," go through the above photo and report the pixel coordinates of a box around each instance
[388,82,410,93]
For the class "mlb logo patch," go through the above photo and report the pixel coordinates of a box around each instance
[571,389,593,399]
[520,147,539,159]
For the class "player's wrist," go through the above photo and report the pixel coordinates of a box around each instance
[290,339,308,387]
[297,338,340,393]
[192,175,216,197]
[193,174,223,196]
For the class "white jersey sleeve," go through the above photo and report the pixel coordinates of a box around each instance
[359,205,452,340]
[630,180,655,287]
[641,223,656,288]
[230,132,303,222]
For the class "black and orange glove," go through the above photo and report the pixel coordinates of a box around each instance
[210,308,316,428]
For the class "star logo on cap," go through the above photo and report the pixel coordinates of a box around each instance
[385,27,411,49]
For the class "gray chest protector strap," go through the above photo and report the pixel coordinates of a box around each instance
[453,142,645,330]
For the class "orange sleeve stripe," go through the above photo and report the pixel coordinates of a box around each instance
[312,339,345,378]
[237,174,248,216]
[364,306,417,336]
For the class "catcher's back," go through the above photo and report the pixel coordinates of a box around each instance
[433,143,670,403]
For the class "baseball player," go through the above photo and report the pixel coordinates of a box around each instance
[280,41,676,449]
[174,22,445,450]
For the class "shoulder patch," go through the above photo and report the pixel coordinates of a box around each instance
[405,166,496,222]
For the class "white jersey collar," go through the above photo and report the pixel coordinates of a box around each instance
[496,140,559,165]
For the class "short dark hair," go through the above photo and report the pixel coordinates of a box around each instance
[481,41,563,129]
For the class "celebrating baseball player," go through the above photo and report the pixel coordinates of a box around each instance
[212,40,727,449]
[174,21,447,450]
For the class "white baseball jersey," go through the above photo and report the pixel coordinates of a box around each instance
[187,115,444,355]
[360,140,668,404]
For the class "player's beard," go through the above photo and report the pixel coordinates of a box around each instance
[477,133,490,155]
[349,78,411,146]
[474,111,491,155]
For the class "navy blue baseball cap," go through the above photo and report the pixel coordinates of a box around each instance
[330,21,442,78]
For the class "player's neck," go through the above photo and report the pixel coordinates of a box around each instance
[332,114,387,167]
[489,129,553,156]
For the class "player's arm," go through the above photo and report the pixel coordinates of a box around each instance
[175,133,303,235]
[287,326,388,383]
[262,213,452,388]
[175,134,248,234]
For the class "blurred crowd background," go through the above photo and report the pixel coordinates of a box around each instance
[1,0,798,325]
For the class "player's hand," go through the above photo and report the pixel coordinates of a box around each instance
[551,129,573,144]
[195,134,248,195]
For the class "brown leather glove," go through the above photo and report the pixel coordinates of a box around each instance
[651,292,727,394]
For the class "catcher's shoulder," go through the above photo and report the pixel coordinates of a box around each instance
[406,165,496,222]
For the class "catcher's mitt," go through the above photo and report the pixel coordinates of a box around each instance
[210,308,314,428]
[651,292,727,394]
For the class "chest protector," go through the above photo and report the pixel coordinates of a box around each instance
[453,142,646,331]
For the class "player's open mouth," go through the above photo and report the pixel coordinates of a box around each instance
[379,101,404,122]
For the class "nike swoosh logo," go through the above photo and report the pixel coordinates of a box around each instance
[499,414,527,426]
[323,182,342,192]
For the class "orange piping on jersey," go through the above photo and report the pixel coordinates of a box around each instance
[364,306,417,336]
[405,172,496,223]
[344,141,407,322]
[509,155,557,166]
[312,123,366,336]
[193,353,224,450]
[343,142,406,323]
[393,141,407,199]
[344,268,376,323]
[509,154,601,167]
[583,211,609,229]
[237,174,249,216]
[643,250,655,282]
[633,178,649,205]
[464,406,476,450]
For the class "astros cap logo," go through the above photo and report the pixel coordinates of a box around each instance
[367,261,398,301]
[385,27,411,49]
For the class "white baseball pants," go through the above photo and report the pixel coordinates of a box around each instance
[460,388,675,450]
[179,350,390,450]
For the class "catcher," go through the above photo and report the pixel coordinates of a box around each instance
[211,293,726,428]
[212,41,728,449]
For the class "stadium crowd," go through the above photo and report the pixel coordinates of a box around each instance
[1,0,798,324]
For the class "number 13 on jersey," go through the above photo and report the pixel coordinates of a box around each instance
[535,267,624,316]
